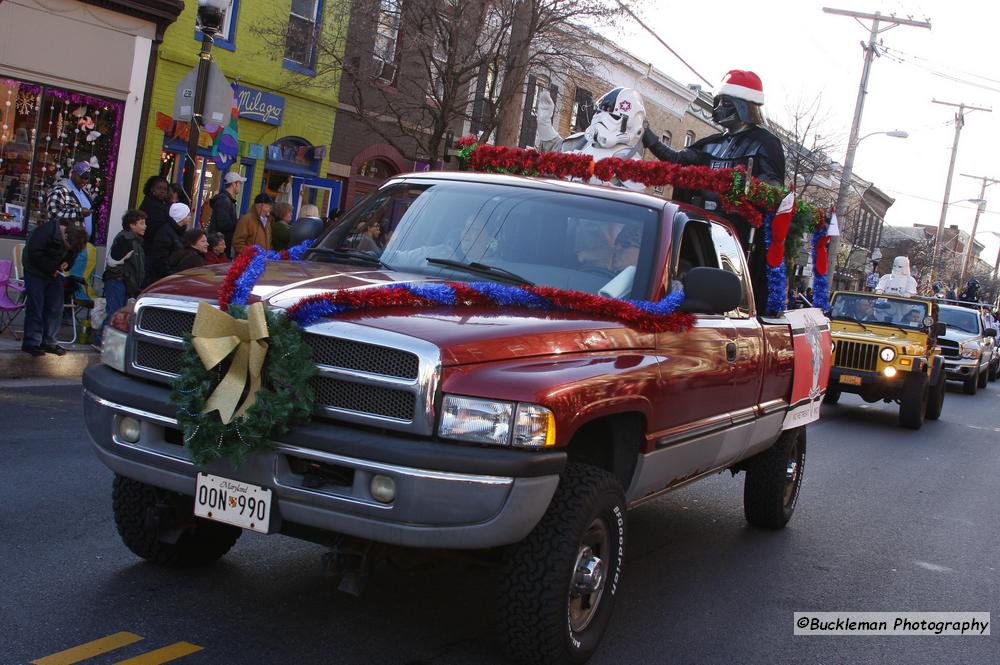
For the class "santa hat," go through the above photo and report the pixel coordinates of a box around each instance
[715,70,765,105]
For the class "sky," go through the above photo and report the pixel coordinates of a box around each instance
[617,0,1000,265]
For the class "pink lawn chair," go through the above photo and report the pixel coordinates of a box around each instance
[0,259,26,334]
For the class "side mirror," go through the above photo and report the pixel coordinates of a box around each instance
[933,322,947,337]
[679,267,742,314]
[985,328,997,338]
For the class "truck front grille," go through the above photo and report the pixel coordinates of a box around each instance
[128,298,438,435]
[938,339,960,359]
[834,340,879,372]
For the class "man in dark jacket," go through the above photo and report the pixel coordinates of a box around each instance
[22,220,88,356]
[148,203,191,283]
[208,171,245,257]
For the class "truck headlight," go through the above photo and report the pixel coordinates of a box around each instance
[439,395,556,447]
[960,344,981,359]
[439,395,513,446]
[880,347,896,362]
[101,327,128,372]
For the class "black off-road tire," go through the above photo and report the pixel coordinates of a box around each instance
[989,358,999,381]
[899,371,928,430]
[744,427,806,530]
[112,475,241,568]
[498,464,626,665]
[925,370,945,421]
[963,363,980,395]
[823,387,841,405]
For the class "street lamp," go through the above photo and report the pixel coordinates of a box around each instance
[830,129,909,284]
[182,0,231,205]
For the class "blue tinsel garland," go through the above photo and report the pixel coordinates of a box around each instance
[763,212,787,315]
[229,241,313,307]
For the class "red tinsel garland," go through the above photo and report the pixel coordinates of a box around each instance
[218,246,261,311]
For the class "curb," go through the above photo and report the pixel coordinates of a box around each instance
[0,348,100,380]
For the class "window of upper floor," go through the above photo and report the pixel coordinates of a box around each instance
[570,86,594,133]
[195,0,239,52]
[661,131,672,147]
[684,130,695,147]
[284,0,323,74]
[373,0,402,84]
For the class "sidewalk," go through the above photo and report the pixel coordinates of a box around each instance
[0,324,99,380]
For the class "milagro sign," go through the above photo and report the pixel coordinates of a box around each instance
[235,85,285,126]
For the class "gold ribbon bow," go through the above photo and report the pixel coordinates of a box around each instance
[191,302,269,424]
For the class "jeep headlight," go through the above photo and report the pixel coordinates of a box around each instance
[960,343,981,359]
[101,327,128,372]
[439,395,555,447]
[880,347,896,362]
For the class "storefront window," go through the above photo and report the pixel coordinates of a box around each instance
[0,77,123,243]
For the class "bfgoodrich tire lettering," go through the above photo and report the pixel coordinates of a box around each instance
[112,475,241,568]
[744,427,806,529]
[498,464,626,665]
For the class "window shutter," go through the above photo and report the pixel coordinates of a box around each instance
[470,64,489,135]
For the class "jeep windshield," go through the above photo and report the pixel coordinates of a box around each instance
[830,293,929,331]
[938,305,981,334]
[309,181,661,299]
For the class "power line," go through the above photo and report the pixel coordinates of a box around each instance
[615,0,712,87]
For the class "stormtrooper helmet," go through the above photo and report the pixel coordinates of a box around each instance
[585,87,646,150]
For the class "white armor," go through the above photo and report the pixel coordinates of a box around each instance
[535,87,646,191]
[875,256,918,297]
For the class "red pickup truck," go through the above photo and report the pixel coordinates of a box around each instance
[84,172,829,665]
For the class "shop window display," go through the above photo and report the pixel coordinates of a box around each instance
[0,78,123,243]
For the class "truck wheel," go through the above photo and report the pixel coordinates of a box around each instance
[899,371,928,430]
[977,362,989,389]
[925,371,945,421]
[743,427,806,530]
[823,388,840,405]
[112,475,241,568]
[498,464,626,665]
[963,363,980,395]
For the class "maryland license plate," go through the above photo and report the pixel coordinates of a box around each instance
[839,374,863,386]
[194,473,272,533]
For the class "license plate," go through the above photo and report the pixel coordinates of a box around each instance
[839,374,862,386]
[194,473,272,533]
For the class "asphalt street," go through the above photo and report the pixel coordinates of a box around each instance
[1,379,997,665]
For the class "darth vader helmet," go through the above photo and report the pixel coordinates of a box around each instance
[585,88,647,150]
[712,95,764,131]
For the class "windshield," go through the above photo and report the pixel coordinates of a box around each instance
[313,181,662,299]
[830,293,929,330]
[938,305,981,334]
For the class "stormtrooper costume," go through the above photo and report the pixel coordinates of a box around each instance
[535,87,647,190]
[875,257,918,297]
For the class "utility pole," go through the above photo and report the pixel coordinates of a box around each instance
[958,172,999,284]
[823,8,930,286]
[929,101,992,284]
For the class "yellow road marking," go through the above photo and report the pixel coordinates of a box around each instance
[32,631,144,665]
[114,642,204,664]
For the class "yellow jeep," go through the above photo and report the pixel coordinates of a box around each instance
[825,291,946,430]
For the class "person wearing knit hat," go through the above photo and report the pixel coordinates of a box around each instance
[147,201,193,284]
[232,192,274,254]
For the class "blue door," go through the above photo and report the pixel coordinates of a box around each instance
[290,176,342,220]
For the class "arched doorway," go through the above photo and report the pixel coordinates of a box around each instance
[345,143,408,208]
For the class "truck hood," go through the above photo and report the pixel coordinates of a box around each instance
[143,262,655,366]
[830,324,922,345]
[940,330,981,344]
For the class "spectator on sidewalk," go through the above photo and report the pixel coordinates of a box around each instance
[139,176,173,284]
[270,202,293,251]
[148,202,191,283]
[208,171,246,257]
[47,162,93,236]
[291,203,326,246]
[170,228,209,273]
[21,221,88,356]
[232,192,273,254]
[204,232,229,265]
[102,209,147,323]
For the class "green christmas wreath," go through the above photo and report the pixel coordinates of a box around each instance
[172,303,316,466]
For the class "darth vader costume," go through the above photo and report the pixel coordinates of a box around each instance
[643,70,787,312]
